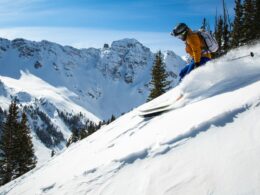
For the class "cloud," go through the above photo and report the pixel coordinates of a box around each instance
[0,0,45,11]
[0,0,48,22]
[0,27,185,56]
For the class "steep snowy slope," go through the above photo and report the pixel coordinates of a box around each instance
[0,38,185,119]
[0,44,259,195]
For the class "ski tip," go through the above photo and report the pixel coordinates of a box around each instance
[138,111,165,118]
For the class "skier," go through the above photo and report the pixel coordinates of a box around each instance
[171,23,212,81]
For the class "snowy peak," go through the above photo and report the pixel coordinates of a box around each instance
[163,50,186,85]
[99,38,153,83]
[110,38,145,49]
[0,37,185,119]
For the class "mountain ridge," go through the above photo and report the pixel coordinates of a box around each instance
[0,37,185,119]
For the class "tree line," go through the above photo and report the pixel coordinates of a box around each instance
[66,115,116,147]
[214,0,259,56]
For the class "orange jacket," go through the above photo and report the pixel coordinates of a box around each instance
[185,29,211,63]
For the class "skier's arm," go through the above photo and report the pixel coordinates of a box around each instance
[186,34,202,64]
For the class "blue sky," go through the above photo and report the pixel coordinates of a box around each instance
[0,0,235,56]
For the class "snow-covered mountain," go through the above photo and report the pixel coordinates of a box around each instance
[0,72,100,163]
[0,37,185,162]
[0,38,185,120]
[0,43,259,194]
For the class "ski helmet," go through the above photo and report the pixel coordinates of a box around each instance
[171,23,189,40]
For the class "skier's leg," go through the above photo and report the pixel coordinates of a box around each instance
[179,61,195,81]
[196,57,211,67]
[179,57,211,82]
[179,64,189,81]
[186,62,195,74]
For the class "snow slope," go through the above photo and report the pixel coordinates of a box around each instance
[0,44,259,194]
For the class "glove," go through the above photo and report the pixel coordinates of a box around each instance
[194,62,200,68]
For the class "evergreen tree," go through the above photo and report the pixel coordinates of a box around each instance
[241,0,256,43]
[110,115,116,123]
[231,0,244,47]
[51,150,55,157]
[222,0,231,52]
[15,112,36,178]
[79,129,88,140]
[0,103,36,186]
[66,127,90,147]
[214,0,232,56]
[96,121,102,130]
[215,15,224,56]
[87,122,96,135]
[201,18,207,30]
[201,17,211,32]
[214,8,219,35]
[254,0,260,39]
[0,101,19,185]
[147,51,170,101]
[66,128,80,147]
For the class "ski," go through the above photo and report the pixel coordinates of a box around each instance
[139,103,171,113]
[138,94,183,118]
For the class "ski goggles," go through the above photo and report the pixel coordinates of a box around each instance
[176,31,186,40]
